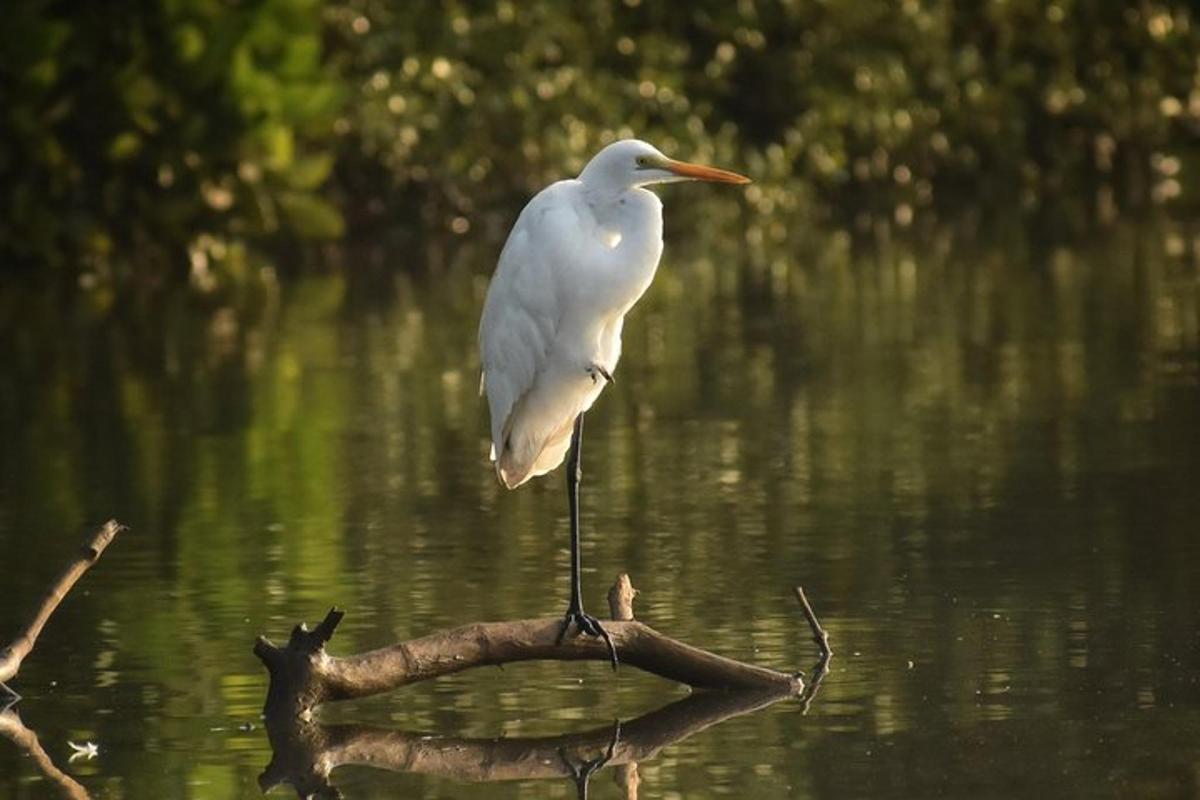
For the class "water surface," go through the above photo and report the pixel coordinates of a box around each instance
[1,215,1198,798]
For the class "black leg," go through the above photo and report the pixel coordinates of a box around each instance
[558,720,622,800]
[567,412,585,612]
[555,412,619,670]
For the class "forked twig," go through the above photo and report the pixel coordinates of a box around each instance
[793,586,833,713]
[793,586,832,660]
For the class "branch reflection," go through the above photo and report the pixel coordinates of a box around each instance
[0,708,91,800]
[260,686,799,799]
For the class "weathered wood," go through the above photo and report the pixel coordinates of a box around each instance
[792,585,833,713]
[0,520,124,691]
[794,586,832,659]
[255,574,804,719]
[608,573,637,620]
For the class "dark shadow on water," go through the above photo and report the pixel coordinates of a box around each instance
[260,687,800,799]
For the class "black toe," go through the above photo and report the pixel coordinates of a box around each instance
[556,609,620,671]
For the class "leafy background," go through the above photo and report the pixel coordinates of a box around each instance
[2,0,1197,302]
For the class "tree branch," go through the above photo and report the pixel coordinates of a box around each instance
[793,586,832,660]
[793,586,833,713]
[255,574,805,719]
[0,521,124,692]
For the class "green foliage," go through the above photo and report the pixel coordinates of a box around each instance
[0,0,343,291]
[331,0,1200,245]
[1,0,1198,294]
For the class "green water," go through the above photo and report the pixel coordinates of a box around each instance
[1,215,1198,798]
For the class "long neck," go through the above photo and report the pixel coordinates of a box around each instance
[583,184,629,225]
[576,158,628,196]
[584,184,661,239]
[559,184,662,319]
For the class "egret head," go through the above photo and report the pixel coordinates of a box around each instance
[579,139,750,192]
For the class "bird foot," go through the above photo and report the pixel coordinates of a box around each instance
[587,364,614,385]
[556,608,619,671]
[558,720,621,800]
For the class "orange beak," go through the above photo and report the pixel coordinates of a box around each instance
[663,158,751,184]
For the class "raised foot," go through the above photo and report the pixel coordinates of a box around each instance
[556,609,619,671]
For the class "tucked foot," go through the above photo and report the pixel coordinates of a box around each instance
[587,364,614,385]
[558,720,621,800]
[556,609,619,671]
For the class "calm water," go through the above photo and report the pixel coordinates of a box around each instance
[1,214,1199,798]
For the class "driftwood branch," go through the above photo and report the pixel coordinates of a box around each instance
[255,573,805,719]
[260,685,794,799]
[256,573,833,798]
[792,586,833,713]
[0,521,124,699]
[0,709,92,800]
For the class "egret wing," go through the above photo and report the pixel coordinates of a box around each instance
[479,183,593,486]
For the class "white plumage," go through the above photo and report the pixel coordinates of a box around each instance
[479,139,749,489]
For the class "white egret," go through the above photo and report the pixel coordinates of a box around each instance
[478,139,750,667]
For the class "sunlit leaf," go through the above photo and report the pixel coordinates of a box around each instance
[285,153,335,190]
[108,131,142,160]
[277,191,345,239]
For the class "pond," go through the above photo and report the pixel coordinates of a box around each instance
[1,212,1198,798]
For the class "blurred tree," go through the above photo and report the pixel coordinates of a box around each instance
[329,0,1199,253]
[1,0,1197,298]
[0,0,342,298]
